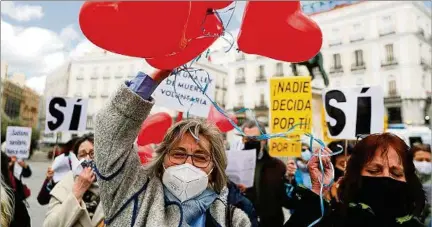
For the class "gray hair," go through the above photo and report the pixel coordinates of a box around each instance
[144,119,228,193]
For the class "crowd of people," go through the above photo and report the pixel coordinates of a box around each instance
[0,69,431,227]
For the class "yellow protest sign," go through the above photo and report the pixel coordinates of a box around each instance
[269,76,312,157]
[384,115,388,131]
[321,107,335,145]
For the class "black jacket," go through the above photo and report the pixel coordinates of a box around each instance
[244,154,294,227]
[285,185,424,227]
[227,181,259,227]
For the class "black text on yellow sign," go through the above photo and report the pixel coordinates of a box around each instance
[269,76,312,157]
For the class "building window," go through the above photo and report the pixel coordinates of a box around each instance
[238,95,244,107]
[385,44,394,62]
[238,68,245,78]
[387,107,402,124]
[388,79,397,96]
[259,65,265,77]
[236,68,245,84]
[276,63,283,76]
[259,93,265,106]
[354,50,364,66]
[333,54,341,68]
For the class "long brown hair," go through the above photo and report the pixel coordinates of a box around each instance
[337,133,425,216]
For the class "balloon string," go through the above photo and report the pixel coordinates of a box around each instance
[304,133,343,227]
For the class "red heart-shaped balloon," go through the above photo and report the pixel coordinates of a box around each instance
[79,2,191,58]
[237,1,322,63]
[137,112,173,146]
[146,5,224,69]
[137,145,154,165]
[207,105,238,133]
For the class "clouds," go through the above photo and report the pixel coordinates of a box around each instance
[26,75,47,95]
[1,2,44,22]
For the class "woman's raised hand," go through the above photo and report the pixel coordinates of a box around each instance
[308,147,334,195]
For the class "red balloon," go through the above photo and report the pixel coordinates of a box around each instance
[79,2,191,58]
[137,112,172,146]
[137,145,153,165]
[237,1,322,63]
[207,106,238,133]
[146,4,224,69]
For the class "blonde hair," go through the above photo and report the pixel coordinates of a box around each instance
[145,119,228,193]
[1,175,14,227]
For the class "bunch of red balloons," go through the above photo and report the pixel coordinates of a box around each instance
[79,1,323,69]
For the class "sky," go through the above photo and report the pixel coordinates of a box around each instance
[0,1,246,95]
[1,1,430,95]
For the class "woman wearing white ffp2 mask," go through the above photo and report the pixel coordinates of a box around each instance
[93,70,252,227]
[411,144,431,225]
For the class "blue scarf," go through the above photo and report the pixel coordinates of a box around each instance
[164,187,217,226]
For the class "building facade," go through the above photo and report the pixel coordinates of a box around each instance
[2,80,23,119]
[311,1,431,125]
[20,86,40,128]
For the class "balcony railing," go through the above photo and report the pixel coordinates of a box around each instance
[76,74,84,80]
[328,39,342,47]
[103,73,110,79]
[101,93,109,98]
[233,106,244,112]
[90,74,99,80]
[89,92,97,98]
[381,58,398,67]
[235,77,246,84]
[115,74,123,79]
[379,26,396,37]
[349,33,365,43]
[330,66,343,74]
[256,76,266,82]
[255,104,269,111]
[75,93,82,98]
[351,63,366,71]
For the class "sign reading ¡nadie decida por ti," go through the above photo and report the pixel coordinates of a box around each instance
[269,76,312,157]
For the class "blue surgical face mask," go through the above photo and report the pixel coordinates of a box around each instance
[301,149,312,162]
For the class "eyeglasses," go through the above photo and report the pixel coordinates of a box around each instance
[167,149,212,168]
[78,150,94,159]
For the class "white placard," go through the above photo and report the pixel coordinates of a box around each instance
[225,149,256,188]
[322,86,384,140]
[13,162,23,179]
[154,70,215,118]
[5,127,32,159]
[45,97,88,133]
[52,153,80,183]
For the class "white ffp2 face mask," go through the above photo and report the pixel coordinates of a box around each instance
[414,161,432,175]
[162,163,210,202]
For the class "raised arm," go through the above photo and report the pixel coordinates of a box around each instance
[94,70,171,219]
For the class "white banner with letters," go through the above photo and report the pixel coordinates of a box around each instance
[5,126,32,159]
[322,86,384,140]
[154,70,215,118]
[45,97,88,133]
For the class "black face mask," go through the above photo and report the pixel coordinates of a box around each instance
[244,140,261,155]
[334,167,344,182]
[356,176,412,219]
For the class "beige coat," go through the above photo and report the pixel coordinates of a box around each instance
[43,172,105,227]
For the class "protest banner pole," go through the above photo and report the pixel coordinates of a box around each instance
[344,139,348,159]
[52,132,60,162]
